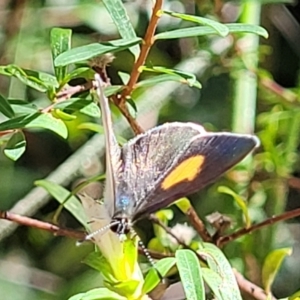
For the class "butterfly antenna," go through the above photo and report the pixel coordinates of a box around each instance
[76,220,119,246]
[130,228,164,281]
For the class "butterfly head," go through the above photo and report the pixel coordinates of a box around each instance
[110,216,132,235]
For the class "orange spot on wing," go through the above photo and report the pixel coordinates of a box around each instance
[161,155,205,190]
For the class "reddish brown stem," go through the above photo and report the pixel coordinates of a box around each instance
[0,210,86,240]
[288,176,300,190]
[217,208,300,247]
[0,130,15,137]
[260,77,299,106]
[185,206,212,242]
[122,0,163,99]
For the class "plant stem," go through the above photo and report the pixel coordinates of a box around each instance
[232,0,261,135]
[122,0,163,99]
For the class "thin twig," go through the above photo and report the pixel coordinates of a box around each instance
[185,206,212,242]
[217,208,300,247]
[56,81,93,101]
[0,210,86,240]
[233,269,277,300]
[149,214,187,246]
[121,0,163,99]
[41,81,93,113]
[112,95,144,135]
[114,0,164,135]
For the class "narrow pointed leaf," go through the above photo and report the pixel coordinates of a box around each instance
[102,0,139,58]
[143,257,176,294]
[136,74,201,89]
[202,268,223,300]
[218,186,251,228]
[61,67,92,85]
[68,288,126,300]
[8,100,38,116]
[202,243,242,300]
[0,94,14,118]
[176,249,205,300]
[51,28,72,82]
[26,113,68,138]
[262,248,292,293]
[35,180,87,227]
[55,38,141,67]
[4,131,26,161]
[54,99,100,118]
[155,23,268,40]
[0,113,68,139]
[140,66,201,88]
[0,65,48,92]
[163,11,229,37]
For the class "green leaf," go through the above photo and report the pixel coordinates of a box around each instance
[68,293,85,300]
[0,65,49,92]
[202,268,223,300]
[55,38,141,67]
[35,180,87,227]
[102,0,139,58]
[163,11,229,37]
[25,113,68,138]
[104,85,123,97]
[289,290,300,300]
[53,109,77,121]
[61,67,92,85]
[136,74,201,89]
[0,113,68,139]
[50,28,72,82]
[68,288,126,300]
[8,99,38,116]
[226,23,268,38]
[24,69,59,89]
[262,248,292,293]
[140,66,201,88]
[83,251,118,283]
[83,251,106,273]
[201,243,242,300]
[78,122,127,145]
[118,72,130,84]
[175,197,192,214]
[0,94,14,118]
[143,257,176,294]
[4,131,26,161]
[52,172,106,224]
[176,249,205,300]
[54,98,100,118]
[218,186,251,228]
[155,23,268,40]
[79,103,100,118]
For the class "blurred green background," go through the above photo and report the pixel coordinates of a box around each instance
[0,0,300,299]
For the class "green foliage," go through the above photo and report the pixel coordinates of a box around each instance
[0,1,298,300]
[262,248,292,294]
[35,180,88,227]
[176,249,205,300]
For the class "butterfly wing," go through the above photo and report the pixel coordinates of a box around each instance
[117,122,259,221]
[95,75,122,218]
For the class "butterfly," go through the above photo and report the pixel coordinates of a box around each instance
[84,74,259,240]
